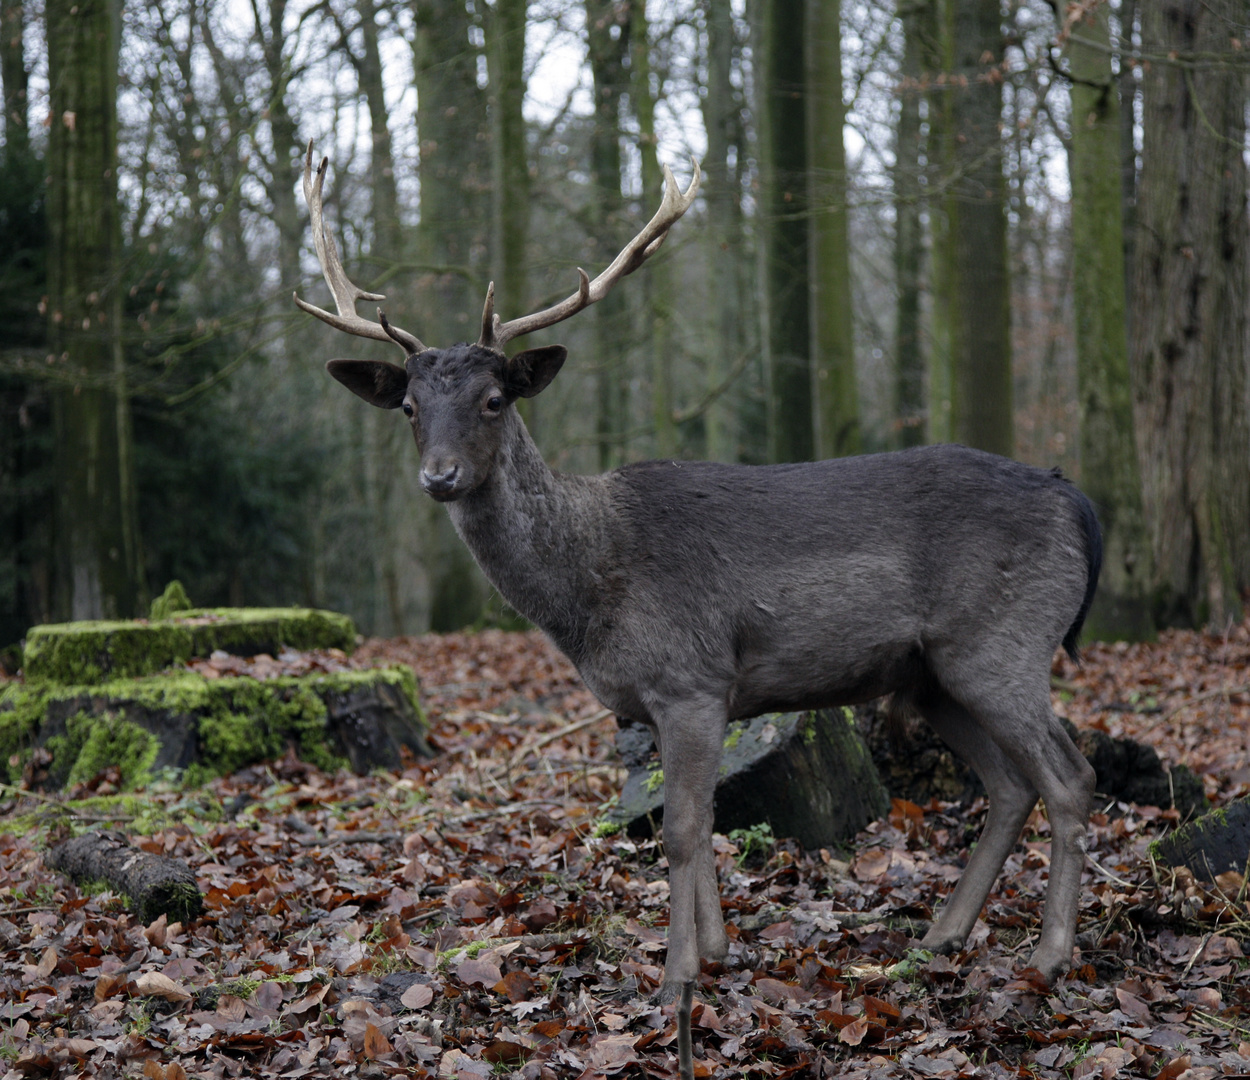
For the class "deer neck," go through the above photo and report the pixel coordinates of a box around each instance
[445,410,608,653]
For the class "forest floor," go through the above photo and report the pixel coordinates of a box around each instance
[1,619,1250,1079]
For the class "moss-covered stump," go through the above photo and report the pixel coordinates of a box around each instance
[0,667,432,788]
[45,831,203,924]
[1151,800,1250,881]
[608,709,889,850]
[22,607,357,685]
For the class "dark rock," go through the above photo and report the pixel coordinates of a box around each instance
[609,709,889,850]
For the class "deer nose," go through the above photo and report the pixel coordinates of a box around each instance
[421,464,460,497]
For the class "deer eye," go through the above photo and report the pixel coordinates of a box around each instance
[402,401,414,417]
[484,394,504,414]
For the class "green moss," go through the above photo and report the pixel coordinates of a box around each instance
[22,607,357,685]
[44,710,160,790]
[800,712,818,745]
[643,766,664,794]
[149,580,193,621]
[0,667,423,787]
[723,724,743,750]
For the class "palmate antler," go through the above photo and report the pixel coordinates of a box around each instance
[477,158,702,352]
[294,141,701,356]
[293,142,424,355]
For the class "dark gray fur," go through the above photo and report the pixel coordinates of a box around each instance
[327,342,1103,992]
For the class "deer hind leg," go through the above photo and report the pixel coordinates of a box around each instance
[918,691,1040,955]
[652,697,729,1001]
[934,676,1096,981]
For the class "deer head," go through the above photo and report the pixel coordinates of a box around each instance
[294,142,700,501]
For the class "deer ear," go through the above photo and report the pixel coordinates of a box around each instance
[506,345,567,399]
[326,359,408,409]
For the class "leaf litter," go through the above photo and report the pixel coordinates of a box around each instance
[0,620,1249,1078]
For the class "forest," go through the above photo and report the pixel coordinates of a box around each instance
[0,0,1246,650]
[2,5,1250,1077]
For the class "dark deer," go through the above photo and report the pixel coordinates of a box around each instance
[295,144,1102,1001]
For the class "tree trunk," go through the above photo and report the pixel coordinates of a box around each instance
[0,0,28,157]
[700,0,743,462]
[758,0,812,463]
[353,0,413,636]
[488,0,529,327]
[1117,0,1138,343]
[893,0,925,449]
[628,0,675,458]
[46,0,141,621]
[1062,0,1154,641]
[805,0,857,459]
[944,0,1012,457]
[586,0,631,470]
[1131,0,1249,629]
[920,0,952,444]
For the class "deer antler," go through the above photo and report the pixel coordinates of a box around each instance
[293,142,424,355]
[478,158,701,352]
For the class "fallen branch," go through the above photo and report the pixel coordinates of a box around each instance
[1160,685,1250,724]
[490,709,615,779]
[45,831,203,924]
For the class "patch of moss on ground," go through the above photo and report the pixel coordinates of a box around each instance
[22,607,357,684]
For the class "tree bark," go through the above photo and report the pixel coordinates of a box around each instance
[1131,0,1250,629]
[700,0,743,462]
[586,0,631,470]
[351,0,412,636]
[628,0,675,459]
[806,0,857,459]
[488,0,529,329]
[758,0,812,463]
[943,0,1012,457]
[1062,0,1154,641]
[412,0,493,631]
[46,0,141,621]
[920,0,952,444]
[1116,0,1138,343]
[0,0,28,157]
[892,0,925,449]
[47,832,203,925]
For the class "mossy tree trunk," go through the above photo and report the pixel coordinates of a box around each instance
[586,0,631,470]
[943,0,1012,458]
[412,0,493,630]
[806,0,858,459]
[1131,0,1250,630]
[47,0,142,621]
[920,0,952,444]
[893,0,926,449]
[488,0,530,368]
[759,0,813,464]
[1061,1,1154,641]
[628,0,676,459]
[700,0,745,463]
[0,0,28,157]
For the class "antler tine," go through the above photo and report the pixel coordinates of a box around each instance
[484,157,701,351]
[293,141,425,355]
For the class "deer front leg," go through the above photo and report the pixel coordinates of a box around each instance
[653,698,728,1001]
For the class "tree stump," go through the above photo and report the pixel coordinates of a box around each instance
[1151,799,1250,881]
[857,702,1206,818]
